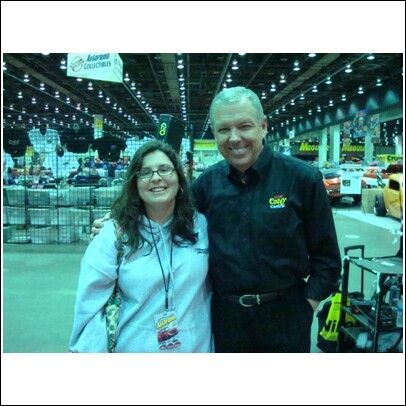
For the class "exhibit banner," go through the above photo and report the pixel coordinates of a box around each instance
[67,53,123,83]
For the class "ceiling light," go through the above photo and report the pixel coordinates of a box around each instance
[367,54,375,60]
[40,83,45,90]
[55,107,59,113]
[341,94,346,101]
[177,60,184,69]
[17,91,23,99]
[24,74,30,82]
[280,74,286,83]
[317,106,321,112]
[231,60,239,70]
[329,100,334,106]
[275,109,279,115]
[293,61,300,71]
[345,64,352,73]
[325,77,332,85]
[308,53,316,58]
[290,99,295,105]
[124,73,130,82]
[45,104,49,110]
[308,109,312,115]
[130,82,136,90]
[76,77,83,82]
[3,62,7,71]
[238,53,246,56]
[87,82,93,90]
[281,106,286,112]
[55,91,60,98]
[312,85,318,93]
[60,59,67,69]
[299,93,305,100]
[32,97,36,104]
[270,83,276,92]
[376,78,382,87]
[66,97,70,104]
[358,86,364,94]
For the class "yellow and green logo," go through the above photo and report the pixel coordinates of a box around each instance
[269,194,287,209]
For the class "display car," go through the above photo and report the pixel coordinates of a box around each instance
[374,173,403,219]
[362,164,403,188]
[322,168,342,201]
[322,166,365,204]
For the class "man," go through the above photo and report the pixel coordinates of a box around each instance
[191,86,341,352]
[93,86,341,352]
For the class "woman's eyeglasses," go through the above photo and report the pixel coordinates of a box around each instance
[137,165,175,180]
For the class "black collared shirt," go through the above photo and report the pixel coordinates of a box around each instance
[192,145,341,300]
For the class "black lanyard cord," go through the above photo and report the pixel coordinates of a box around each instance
[147,217,173,310]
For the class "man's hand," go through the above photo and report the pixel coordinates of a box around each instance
[90,212,110,239]
[306,298,320,312]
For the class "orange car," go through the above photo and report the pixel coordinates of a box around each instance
[322,169,342,201]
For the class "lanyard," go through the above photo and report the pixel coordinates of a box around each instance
[147,217,173,310]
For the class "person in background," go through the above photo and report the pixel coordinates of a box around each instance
[92,87,341,352]
[70,140,213,352]
[42,144,79,182]
[3,151,15,184]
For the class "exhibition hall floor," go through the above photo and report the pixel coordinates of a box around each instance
[3,209,402,353]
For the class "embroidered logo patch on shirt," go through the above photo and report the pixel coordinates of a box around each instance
[269,194,287,209]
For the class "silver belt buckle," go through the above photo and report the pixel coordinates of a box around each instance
[238,294,261,307]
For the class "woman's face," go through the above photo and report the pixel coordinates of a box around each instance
[137,150,179,213]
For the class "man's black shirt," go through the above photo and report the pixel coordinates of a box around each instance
[61,129,94,153]
[192,145,341,301]
[3,128,32,157]
[92,135,126,162]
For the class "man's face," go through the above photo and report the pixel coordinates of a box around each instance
[212,98,267,172]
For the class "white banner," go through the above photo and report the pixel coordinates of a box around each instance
[67,53,123,83]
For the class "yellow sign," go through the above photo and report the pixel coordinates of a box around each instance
[376,154,402,165]
[194,140,217,151]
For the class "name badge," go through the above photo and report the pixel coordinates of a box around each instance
[154,310,181,351]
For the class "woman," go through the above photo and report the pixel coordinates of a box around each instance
[69,140,213,352]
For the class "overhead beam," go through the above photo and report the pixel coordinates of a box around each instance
[200,53,233,137]
[265,53,341,111]
[147,54,169,110]
[245,53,272,87]
[5,54,83,104]
[160,53,180,107]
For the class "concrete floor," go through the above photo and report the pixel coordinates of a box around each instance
[2,208,403,353]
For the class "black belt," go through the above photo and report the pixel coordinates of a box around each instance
[221,290,287,307]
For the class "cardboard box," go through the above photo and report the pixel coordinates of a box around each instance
[94,187,121,207]
[68,187,94,206]
[28,208,50,225]
[29,226,55,244]
[5,187,26,206]
[27,189,51,207]
[4,206,27,224]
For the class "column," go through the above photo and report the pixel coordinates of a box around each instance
[318,128,328,165]
[329,124,341,164]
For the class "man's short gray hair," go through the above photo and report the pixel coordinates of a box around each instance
[209,86,265,129]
